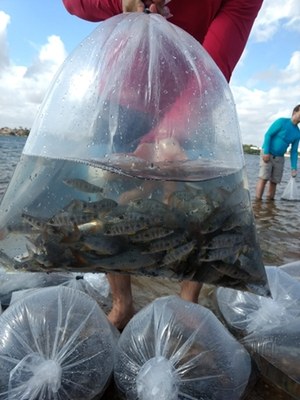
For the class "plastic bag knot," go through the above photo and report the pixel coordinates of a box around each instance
[136,356,179,400]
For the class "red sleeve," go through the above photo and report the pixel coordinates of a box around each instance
[202,0,263,81]
[62,0,122,22]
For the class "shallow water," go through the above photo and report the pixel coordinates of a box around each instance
[0,136,298,399]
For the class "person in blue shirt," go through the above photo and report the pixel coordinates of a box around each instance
[256,104,300,200]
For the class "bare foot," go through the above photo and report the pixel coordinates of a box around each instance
[107,304,135,331]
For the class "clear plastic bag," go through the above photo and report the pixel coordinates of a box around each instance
[242,319,300,399]
[215,266,300,398]
[114,295,251,400]
[0,270,71,307]
[279,260,300,282]
[0,286,117,400]
[0,13,269,296]
[215,266,300,335]
[0,270,110,308]
[281,177,300,201]
[9,273,111,315]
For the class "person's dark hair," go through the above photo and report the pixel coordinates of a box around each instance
[292,104,300,114]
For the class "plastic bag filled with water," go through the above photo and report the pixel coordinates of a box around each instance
[8,271,110,310]
[0,269,71,307]
[0,12,269,296]
[215,266,300,398]
[0,286,118,400]
[215,266,300,335]
[114,295,251,400]
[281,177,300,201]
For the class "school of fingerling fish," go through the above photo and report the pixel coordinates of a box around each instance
[0,168,267,296]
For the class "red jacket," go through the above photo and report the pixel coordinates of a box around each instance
[62,0,263,82]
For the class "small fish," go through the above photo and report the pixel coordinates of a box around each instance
[130,227,174,243]
[83,198,118,215]
[47,211,98,227]
[103,219,148,236]
[204,233,243,249]
[128,198,169,214]
[63,199,90,213]
[92,250,158,271]
[161,240,197,266]
[63,178,104,193]
[82,234,121,255]
[198,245,248,263]
[6,221,39,235]
[211,262,251,280]
[222,210,253,231]
[144,232,188,254]
[21,213,49,230]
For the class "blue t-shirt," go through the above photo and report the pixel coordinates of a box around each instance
[262,117,300,170]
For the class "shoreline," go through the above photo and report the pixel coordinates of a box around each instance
[0,127,29,137]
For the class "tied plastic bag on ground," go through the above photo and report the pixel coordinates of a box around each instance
[0,286,118,400]
[215,266,300,335]
[0,270,110,308]
[281,177,300,200]
[9,272,111,313]
[0,270,71,307]
[0,13,269,297]
[114,295,251,400]
[215,266,300,398]
[242,319,300,400]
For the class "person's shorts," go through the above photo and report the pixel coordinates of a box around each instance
[258,153,285,184]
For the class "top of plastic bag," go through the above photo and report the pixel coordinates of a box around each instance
[23,12,244,181]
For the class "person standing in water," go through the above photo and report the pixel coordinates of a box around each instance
[62,0,264,329]
[256,105,300,201]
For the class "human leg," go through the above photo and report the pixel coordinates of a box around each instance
[266,181,277,200]
[268,156,284,200]
[256,152,272,200]
[180,280,203,303]
[255,178,268,200]
[107,273,135,330]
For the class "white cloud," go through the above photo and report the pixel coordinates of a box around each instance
[0,11,67,129]
[231,51,300,146]
[252,0,300,41]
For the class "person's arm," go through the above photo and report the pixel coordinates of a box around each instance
[202,0,263,81]
[62,0,122,22]
[290,139,299,175]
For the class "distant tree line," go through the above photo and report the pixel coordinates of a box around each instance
[0,127,30,137]
[243,144,260,155]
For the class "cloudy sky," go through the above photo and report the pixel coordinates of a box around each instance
[0,0,300,146]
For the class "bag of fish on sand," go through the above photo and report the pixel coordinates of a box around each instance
[0,269,110,309]
[0,285,118,400]
[0,12,269,297]
[114,295,252,400]
[8,271,111,312]
[0,269,71,308]
[215,266,300,398]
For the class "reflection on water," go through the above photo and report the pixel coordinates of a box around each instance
[253,199,300,265]
[0,138,299,400]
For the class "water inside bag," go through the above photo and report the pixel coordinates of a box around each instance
[0,13,269,296]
